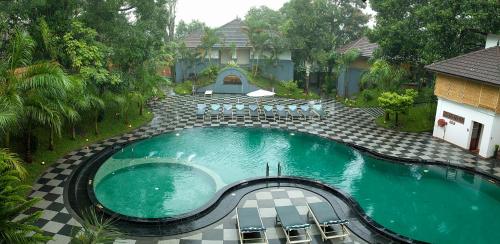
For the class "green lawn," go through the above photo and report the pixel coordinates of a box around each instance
[22,105,154,188]
[340,89,384,107]
[375,103,437,132]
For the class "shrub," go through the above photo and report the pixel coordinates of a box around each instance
[173,80,194,95]
[200,65,219,80]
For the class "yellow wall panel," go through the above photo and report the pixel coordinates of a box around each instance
[479,84,500,111]
[435,74,500,113]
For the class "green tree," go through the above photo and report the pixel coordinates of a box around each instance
[176,20,206,40]
[336,49,360,97]
[0,149,51,243]
[369,0,500,82]
[378,89,418,126]
[281,0,369,93]
[361,59,408,91]
[199,27,219,65]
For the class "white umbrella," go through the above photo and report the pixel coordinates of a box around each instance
[246,89,275,97]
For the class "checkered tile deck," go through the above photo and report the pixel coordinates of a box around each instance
[23,94,499,244]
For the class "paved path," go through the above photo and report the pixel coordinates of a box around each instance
[23,95,498,244]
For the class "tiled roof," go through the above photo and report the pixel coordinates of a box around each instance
[425,46,500,86]
[184,19,250,48]
[338,37,378,58]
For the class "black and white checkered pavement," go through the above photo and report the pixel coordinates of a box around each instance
[22,94,499,244]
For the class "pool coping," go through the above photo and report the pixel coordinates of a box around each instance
[64,127,499,244]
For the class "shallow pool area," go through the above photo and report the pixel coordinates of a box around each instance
[93,127,500,243]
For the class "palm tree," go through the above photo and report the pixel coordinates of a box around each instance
[66,77,104,139]
[0,149,51,243]
[199,27,219,65]
[1,30,71,161]
[337,49,360,97]
[71,208,120,244]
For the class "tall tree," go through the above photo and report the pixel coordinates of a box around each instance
[281,0,369,92]
[199,27,220,64]
[176,20,207,40]
[369,0,500,71]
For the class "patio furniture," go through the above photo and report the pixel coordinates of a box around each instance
[236,207,268,244]
[205,90,213,97]
[312,104,326,119]
[235,104,246,120]
[275,206,311,244]
[196,104,207,120]
[249,104,260,120]
[263,105,274,120]
[307,202,349,241]
[288,105,301,121]
[223,104,233,119]
[210,104,221,120]
[300,105,312,120]
[276,105,287,121]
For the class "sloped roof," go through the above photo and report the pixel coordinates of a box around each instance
[338,37,378,58]
[183,19,250,48]
[425,46,500,86]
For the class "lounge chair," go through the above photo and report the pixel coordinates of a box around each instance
[288,105,301,121]
[249,104,260,120]
[276,105,287,121]
[210,104,221,120]
[275,206,311,244]
[307,202,349,241]
[300,105,312,120]
[263,105,274,120]
[312,104,326,119]
[223,104,233,120]
[236,207,268,244]
[196,104,207,120]
[235,104,246,120]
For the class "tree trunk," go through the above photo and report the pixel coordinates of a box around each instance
[4,132,10,148]
[48,127,54,151]
[344,68,349,98]
[385,111,390,122]
[71,125,76,140]
[305,74,310,95]
[139,103,143,116]
[395,112,399,126]
[94,111,99,135]
[25,123,32,163]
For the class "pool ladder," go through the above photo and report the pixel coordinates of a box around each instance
[445,161,457,180]
[265,163,282,177]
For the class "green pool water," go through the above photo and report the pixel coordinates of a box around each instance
[94,127,500,243]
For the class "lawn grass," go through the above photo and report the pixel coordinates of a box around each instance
[173,76,214,95]
[375,103,437,132]
[340,89,383,107]
[249,74,320,100]
[22,105,153,188]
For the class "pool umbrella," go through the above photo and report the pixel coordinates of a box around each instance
[246,89,275,105]
[246,89,275,97]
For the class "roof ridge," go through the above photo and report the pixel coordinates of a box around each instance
[427,46,498,68]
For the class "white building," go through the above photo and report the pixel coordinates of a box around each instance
[426,44,500,158]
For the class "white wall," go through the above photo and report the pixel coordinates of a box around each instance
[485,34,500,48]
[433,98,499,157]
[236,49,250,65]
[253,50,292,61]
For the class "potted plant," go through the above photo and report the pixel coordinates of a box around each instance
[495,144,499,159]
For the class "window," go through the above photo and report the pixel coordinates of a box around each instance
[443,111,464,124]
[223,75,242,85]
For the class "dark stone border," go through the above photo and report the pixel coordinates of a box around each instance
[64,127,499,243]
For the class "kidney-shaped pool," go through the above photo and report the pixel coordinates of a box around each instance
[93,127,500,243]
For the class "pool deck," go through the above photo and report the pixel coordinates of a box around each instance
[23,94,499,243]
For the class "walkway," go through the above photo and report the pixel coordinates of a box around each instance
[24,94,499,244]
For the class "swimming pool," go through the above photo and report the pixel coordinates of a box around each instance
[93,127,500,243]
